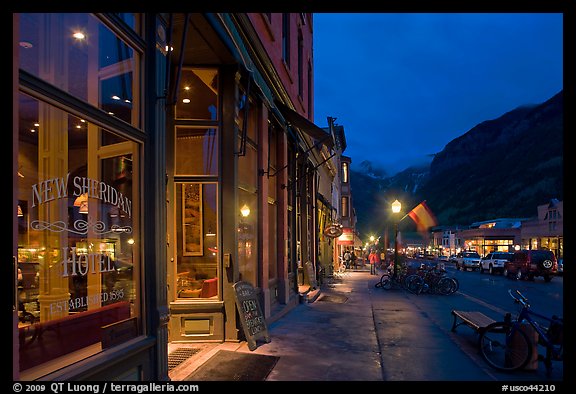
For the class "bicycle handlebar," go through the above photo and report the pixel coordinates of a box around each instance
[508,289,529,308]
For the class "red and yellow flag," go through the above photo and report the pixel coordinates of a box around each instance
[408,201,438,233]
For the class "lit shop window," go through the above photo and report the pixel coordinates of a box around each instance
[341,196,349,218]
[237,98,259,286]
[342,162,349,183]
[175,183,219,299]
[19,13,141,127]
[17,93,140,378]
[174,127,218,176]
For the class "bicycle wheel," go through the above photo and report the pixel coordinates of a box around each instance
[479,322,532,371]
[451,277,460,293]
[402,274,417,289]
[380,275,392,290]
[374,273,388,288]
[405,275,423,294]
[437,277,458,295]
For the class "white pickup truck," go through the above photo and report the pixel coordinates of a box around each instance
[479,252,514,275]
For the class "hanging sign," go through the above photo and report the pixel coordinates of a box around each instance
[323,223,343,238]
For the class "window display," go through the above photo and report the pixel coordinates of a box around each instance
[175,183,218,299]
[17,93,140,376]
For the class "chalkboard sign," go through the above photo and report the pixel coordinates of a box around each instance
[304,261,318,289]
[232,281,271,351]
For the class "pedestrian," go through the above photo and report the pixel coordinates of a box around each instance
[343,249,351,269]
[369,250,378,275]
[351,250,358,269]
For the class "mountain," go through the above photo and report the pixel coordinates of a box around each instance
[351,90,563,239]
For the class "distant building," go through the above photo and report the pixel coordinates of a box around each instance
[520,199,563,260]
[430,200,563,259]
[336,154,361,260]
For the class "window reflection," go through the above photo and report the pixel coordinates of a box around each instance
[175,68,219,120]
[19,13,140,127]
[17,92,139,376]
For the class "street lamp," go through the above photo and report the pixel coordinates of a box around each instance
[391,199,401,278]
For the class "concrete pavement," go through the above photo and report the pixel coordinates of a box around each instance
[168,267,564,383]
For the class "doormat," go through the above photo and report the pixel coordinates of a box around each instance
[168,348,201,371]
[318,294,348,303]
[184,350,279,381]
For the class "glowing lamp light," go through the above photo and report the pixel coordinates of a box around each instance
[392,199,402,214]
[240,204,251,218]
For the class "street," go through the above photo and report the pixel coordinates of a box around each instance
[370,260,563,381]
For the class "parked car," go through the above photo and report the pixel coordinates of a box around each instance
[455,251,481,271]
[479,252,514,275]
[448,254,458,264]
[504,249,558,282]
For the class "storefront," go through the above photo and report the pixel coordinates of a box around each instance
[164,13,321,344]
[14,13,168,380]
[13,12,330,381]
[462,236,517,256]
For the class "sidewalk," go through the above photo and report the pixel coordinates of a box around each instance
[168,267,373,381]
[167,269,555,382]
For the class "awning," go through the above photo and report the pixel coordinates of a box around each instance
[337,228,355,245]
[275,100,334,149]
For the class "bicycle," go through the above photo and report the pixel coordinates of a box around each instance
[375,272,404,290]
[406,268,459,295]
[375,265,421,294]
[478,289,563,377]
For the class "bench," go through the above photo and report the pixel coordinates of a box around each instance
[451,310,497,335]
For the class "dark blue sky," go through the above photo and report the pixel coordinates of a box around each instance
[313,13,563,176]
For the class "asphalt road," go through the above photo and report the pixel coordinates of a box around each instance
[374,259,564,381]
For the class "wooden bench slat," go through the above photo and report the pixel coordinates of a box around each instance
[451,310,497,333]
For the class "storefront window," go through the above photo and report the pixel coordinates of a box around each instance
[174,127,218,176]
[268,202,278,279]
[19,13,141,127]
[237,101,258,286]
[268,126,278,281]
[287,144,295,274]
[175,183,219,299]
[175,68,219,120]
[238,188,258,285]
[17,93,140,377]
